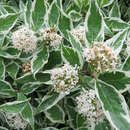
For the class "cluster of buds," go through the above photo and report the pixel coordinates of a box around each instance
[12,26,37,52]
[76,89,104,124]
[21,63,31,73]
[39,27,62,48]
[6,113,28,129]
[51,64,79,95]
[83,42,117,73]
[71,26,85,43]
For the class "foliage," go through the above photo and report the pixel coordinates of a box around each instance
[0,0,130,130]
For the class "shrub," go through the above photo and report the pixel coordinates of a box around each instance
[0,0,130,130]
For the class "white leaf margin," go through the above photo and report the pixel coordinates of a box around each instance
[105,28,128,56]
[85,0,104,45]
[44,104,65,123]
[95,80,130,130]
[31,47,49,75]
[109,0,121,18]
[61,45,83,68]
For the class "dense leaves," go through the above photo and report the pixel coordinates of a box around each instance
[0,0,130,129]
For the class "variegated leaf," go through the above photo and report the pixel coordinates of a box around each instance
[31,46,49,74]
[58,10,72,39]
[0,100,28,114]
[18,93,34,130]
[109,0,121,18]
[62,45,83,67]
[31,0,46,31]
[105,29,128,56]
[96,80,130,130]
[98,0,114,7]
[44,105,65,123]
[25,0,32,27]
[0,57,5,80]
[36,92,65,114]
[0,13,20,32]
[104,17,129,31]
[85,0,104,45]
[48,0,59,27]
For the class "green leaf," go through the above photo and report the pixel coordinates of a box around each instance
[65,105,77,128]
[18,93,34,130]
[96,80,130,130]
[98,0,114,7]
[48,1,59,27]
[0,49,18,59]
[25,0,32,27]
[0,13,20,32]
[16,73,36,84]
[0,57,5,80]
[44,50,62,70]
[6,62,19,79]
[31,46,49,74]
[74,0,89,10]
[68,31,83,52]
[69,11,82,22]
[19,0,25,12]
[104,22,113,37]
[0,33,5,46]
[20,73,50,94]
[95,121,111,130]
[3,5,16,13]
[122,56,130,71]
[0,80,16,97]
[0,4,8,15]
[85,0,104,45]
[0,100,28,114]
[104,18,129,31]
[66,2,80,14]
[21,83,40,95]
[99,71,130,93]
[62,45,83,67]
[105,29,128,56]
[45,105,65,123]
[31,0,46,31]
[76,114,87,128]
[6,47,20,56]
[58,10,72,39]
[109,0,121,18]
[35,72,51,83]
[0,126,8,130]
[36,92,65,114]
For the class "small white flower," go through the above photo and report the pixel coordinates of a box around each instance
[76,89,104,124]
[51,64,79,95]
[83,42,117,73]
[71,26,85,43]
[12,26,37,52]
[6,113,28,129]
[39,28,62,48]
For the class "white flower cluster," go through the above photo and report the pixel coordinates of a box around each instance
[51,64,79,95]
[6,113,28,129]
[12,26,37,52]
[76,89,104,124]
[83,42,117,73]
[39,28,62,48]
[71,26,85,43]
